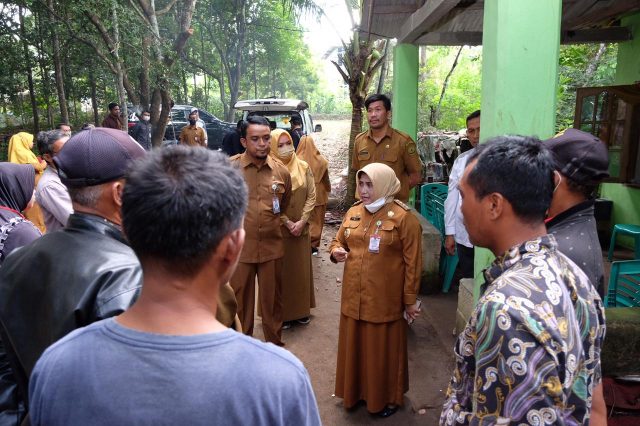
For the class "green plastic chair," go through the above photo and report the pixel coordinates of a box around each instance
[419,183,448,226]
[605,259,640,308]
[433,197,458,293]
[608,224,640,261]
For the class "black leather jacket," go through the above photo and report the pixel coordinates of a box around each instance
[0,213,142,423]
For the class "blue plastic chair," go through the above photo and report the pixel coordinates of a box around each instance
[605,259,640,307]
[608,224,640,261]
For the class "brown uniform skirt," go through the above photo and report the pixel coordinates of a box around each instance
[334,314,408,413]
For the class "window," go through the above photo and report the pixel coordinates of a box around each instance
[574,84,640,185]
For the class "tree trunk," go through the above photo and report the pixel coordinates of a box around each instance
[345,100,364,206]
[111,0,127,130]
[90,70,99,125]
[47,0,68,124]
[585,43,606,80]
[431,45,463,127]
[376,40,389,94]
[139,37,151,109]
[19,7,39,133]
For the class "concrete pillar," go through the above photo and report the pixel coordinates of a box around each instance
[615,13,640,85]
[391,43,419,138]
[473,0,562,301]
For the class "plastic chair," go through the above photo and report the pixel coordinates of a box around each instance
[433,198,457,293]
[607,224,640,261]
[605,259,640,307]
[420,183,448,224]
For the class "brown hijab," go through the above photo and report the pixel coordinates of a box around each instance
[296,135,328,185]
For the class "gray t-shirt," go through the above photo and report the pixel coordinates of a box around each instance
[30,318,321,426]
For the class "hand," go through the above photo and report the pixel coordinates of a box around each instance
[405,301,421,321]
[444,235,456,256]
[331,247,348,263]
[290,220,305,237]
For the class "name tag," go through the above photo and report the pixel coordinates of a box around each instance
[368,234,380,253]
[272,195,280,214]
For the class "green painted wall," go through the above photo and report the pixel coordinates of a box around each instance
[607,12,640,250]
[391,43,418,139]
[473,0,562,301]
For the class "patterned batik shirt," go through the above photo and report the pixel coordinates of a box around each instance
[440,235,605,425]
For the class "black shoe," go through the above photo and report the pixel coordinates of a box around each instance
[296,317,311,325]
[376,405,398,418]
[311,247,319,256]
[282,321,293,330]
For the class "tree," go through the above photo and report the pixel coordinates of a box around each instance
[331,3,386,205]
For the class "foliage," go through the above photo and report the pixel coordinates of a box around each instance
[556,43,618,131]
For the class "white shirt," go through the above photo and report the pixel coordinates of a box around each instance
[444,148,475,248]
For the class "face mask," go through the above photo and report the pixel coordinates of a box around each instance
[278,145,294,158]
[189,119,197,125]
[364,196,387,213]
[142,116,150,122]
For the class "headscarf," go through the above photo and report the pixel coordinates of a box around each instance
[0,163,35,213]
[357,163,400,211]
[270,129,308,191]
[7,132,38,165]
[296,135,328,185]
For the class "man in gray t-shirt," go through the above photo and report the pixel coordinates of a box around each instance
[29,146,321,426]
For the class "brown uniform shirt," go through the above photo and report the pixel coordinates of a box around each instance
[179,125,206,147]
[101,114,122,130]
[230,153,292,263]
[351,127,422,202]
[329,200,422,323]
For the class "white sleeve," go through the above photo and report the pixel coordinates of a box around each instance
[444,155,465,236]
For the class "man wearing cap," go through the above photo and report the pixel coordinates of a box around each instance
[229,115,292,346]
[190,107,208,147]
[101,102,123,130]
[179,111,207,148]
[0,128,145,422]
[544,128,609,298]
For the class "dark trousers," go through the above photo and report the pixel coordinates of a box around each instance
[456,243,475,279]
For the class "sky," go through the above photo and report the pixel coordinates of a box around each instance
[301,0,359,93]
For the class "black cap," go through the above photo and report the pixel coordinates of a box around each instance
[543,128,609,185]
[54,128,146,187]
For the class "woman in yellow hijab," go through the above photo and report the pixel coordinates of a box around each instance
[269,128,317,328]
[296,134,330,255]
[329,163,422,418]
[8,132,47,232]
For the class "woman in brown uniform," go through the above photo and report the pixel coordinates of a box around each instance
[330,162,422,417]
[296,134,330,255]
[269,129,316,328]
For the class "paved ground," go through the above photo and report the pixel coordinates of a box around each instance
[253,223,458,425]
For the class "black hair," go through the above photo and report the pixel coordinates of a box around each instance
[236,119,243,129]
[80,123,95,131]
[122,146,248,277]
[290,115,302,126]
[241,115,270,138]
[566,178,597,199]
[55,123,71,130]
[466,135,554,224]
[36,130,66,156]
[141,110,151,115]
[466,110,480,125]
[108,102,119,111]
[364,93,391,111]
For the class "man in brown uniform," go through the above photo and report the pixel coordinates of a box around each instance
[229,115,292,346]
[101,102,123,130]
[179,111,207,147]
[352,94,423,203]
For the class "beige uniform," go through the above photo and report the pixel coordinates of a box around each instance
[179,125,206,147]
[352,127,423,203]
[229,153,291,346]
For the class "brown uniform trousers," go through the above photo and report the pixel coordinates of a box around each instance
[229,154,292,345]
[308,170,330,249]
[351,127,423,203]
[179,125,206,147]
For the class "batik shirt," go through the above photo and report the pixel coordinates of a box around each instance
[440,235,605,425]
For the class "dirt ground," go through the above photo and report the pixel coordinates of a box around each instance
[251,120,459,425]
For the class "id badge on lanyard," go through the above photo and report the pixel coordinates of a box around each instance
[271,183,281,214]
[369,220,382,253]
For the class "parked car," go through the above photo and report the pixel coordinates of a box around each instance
[164,105,235,150]
[234,99,322,136]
